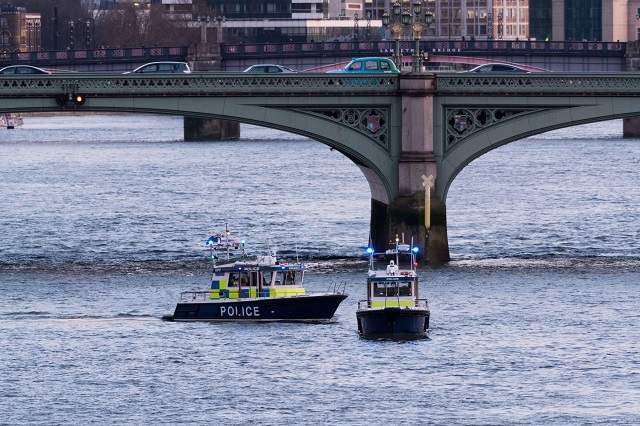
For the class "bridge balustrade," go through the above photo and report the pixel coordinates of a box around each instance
[221,40,626,59]
[0,46,189,67]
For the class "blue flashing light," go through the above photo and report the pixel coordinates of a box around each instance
[412,247,419,253]
[366,247,374,254]
[241,240,246,244]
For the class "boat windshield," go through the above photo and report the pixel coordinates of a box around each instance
[228,272,253,287]
[263,271,273,286]
[372,281,412,297]
[274,270,303,286]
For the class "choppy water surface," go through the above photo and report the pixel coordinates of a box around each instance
[1,115,639,424]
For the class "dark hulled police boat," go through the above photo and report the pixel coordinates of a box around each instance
[356,237,430,338]
[164,229,347,322]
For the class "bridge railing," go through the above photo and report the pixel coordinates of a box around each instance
[436,73,640,95]
[0,46,189,67]
[0,73,399,96]
[222,40,626,59]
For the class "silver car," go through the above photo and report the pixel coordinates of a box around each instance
[243,64,297,74]
[0,65,51,75]
[123,62,191,74]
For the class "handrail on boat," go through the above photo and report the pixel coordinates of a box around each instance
[357,298,429,310]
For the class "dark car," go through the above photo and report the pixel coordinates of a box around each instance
[243,64,297,74]
[466,63,530,73]
[0,65,51,75]
[123,62,191,74]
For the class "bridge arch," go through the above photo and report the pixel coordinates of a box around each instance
[2,100,397,206]
[437,96,640,199]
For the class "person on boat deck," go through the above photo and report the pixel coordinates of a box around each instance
[386,260,398,275]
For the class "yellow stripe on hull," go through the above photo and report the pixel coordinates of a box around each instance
[370,299,415,308]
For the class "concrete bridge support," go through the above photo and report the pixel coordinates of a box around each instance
[623,116,640,138]
[184,117,240,141]
[184,25,241,142]
[371,76,450,265]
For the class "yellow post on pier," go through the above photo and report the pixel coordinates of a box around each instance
[421,174,434,232]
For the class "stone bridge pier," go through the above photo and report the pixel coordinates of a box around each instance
[370,76,450,264]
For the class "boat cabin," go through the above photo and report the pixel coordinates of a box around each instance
[363,241,421,309]
[209,258,305,299]
[366,272,418,308]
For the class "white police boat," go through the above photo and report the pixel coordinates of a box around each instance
[356,237,430,338]
[164,228,347,322]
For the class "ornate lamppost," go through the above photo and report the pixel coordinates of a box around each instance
[382,1,435,72]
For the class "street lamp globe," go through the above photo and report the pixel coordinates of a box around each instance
[413,1,422,16]
[401,10,411,26]
[425,11,434,25]
[382,12,390,26]
[392,1,402,16]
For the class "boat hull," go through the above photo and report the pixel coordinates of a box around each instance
[356,307,430,338]
[168,294,347,322]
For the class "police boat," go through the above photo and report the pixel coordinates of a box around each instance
[164,229,347,322]
[356,237,430,338]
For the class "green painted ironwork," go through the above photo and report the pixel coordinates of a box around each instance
[0,73,398,96]
[436,73,640,95]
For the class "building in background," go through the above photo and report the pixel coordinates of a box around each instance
[529,0,551,40]
[0,5,41,52]
[542,0,640,42]
[492,0,529,40]
[150,0,194,21]
[208,1,292,19]
[564,0,601,41]
[291,1,328,19]
[221,17,382,42]
[363,0,388,19]
[328,0,363,18]
[426,0,493,39]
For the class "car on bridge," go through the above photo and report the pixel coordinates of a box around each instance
[330,57,400,74]
[0,65,51,75]
[123,62,191,74]
[242,64,298,73]
[465,63,530,73]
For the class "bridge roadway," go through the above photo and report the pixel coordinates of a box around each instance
[2,72,640,263]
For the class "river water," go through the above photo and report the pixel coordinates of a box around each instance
[1,115,639,424]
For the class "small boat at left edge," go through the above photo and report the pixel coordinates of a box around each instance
[163,227,348,322]
[1,113,23,129]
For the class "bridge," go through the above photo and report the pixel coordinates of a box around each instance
[2,72,640,263]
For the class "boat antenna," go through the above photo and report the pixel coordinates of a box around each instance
[209,243,215,267]
[267,238,276,259]
[225,223,230,260]
[295,240,299,264]
[395,234,400,267]
[367,235,374,270]
[410,236,415,272]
